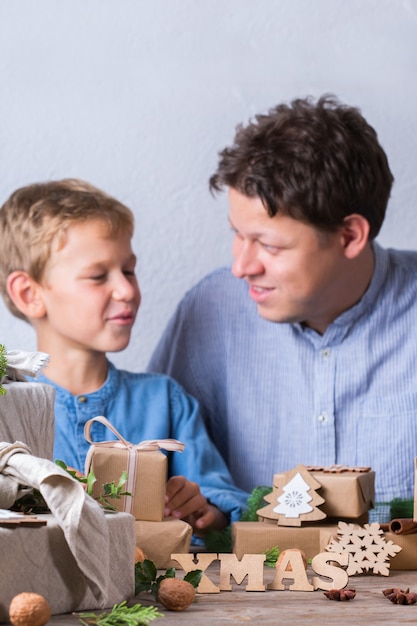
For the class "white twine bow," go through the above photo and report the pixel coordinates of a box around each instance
[83,416,185,515]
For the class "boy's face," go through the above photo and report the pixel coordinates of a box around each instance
[36,219,141,354]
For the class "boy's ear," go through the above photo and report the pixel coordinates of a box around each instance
[340,214,370,259]
[6,271,46,319]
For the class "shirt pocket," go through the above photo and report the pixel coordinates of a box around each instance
[357,393,417,499]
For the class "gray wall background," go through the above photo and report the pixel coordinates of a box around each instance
[0,0,416,371]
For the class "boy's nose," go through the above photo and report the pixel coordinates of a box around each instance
[112,274,140,302]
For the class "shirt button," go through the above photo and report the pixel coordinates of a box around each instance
[318,413,328,423]
[321,348,330,358]
[78,396,87,403]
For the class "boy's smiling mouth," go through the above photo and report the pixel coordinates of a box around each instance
[107,310,135,324]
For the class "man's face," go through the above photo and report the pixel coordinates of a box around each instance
[36,218,141,354]
[229,188,347,334]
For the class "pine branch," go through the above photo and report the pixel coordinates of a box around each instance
[76,601,163,625]
[264,545,280,568]
[0,344,8,395]
[240,485,273,521]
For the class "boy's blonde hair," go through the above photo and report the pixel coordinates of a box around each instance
[0,178,134,321]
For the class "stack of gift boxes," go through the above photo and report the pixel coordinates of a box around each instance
[232,462,417,570]
[84,415,192,569]
[0,370,192,622]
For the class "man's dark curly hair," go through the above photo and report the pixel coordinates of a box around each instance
[209,94,394,240]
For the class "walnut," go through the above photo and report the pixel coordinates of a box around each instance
[157,578,196,611]
[382,587,417,605]
[134,546,147,563]
[9,592,51,626]
[323,588,356,601]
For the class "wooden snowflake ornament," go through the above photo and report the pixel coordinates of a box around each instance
[325,521,402,576]
[257,464,326,526]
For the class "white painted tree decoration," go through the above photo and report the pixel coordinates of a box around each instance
[274,472,313,517]
[257,464,327,526]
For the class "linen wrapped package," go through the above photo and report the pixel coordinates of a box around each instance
[84,416,185,521]
[0,441,135,620]
[0,349,54,460]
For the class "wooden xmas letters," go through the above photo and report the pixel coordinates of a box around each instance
[171,550,349,593]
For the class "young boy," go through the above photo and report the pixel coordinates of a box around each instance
[0,178,249,534]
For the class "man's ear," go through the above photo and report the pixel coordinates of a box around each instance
[340,214,371,259]
[6,271,46,319]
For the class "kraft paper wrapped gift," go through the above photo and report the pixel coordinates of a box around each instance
[0,381,55,460]
[413,458,417,522]
[0,512,135,622]
[135,517,193,568]
[273,467,375,520]
[232,521,339,561]
[383,531,417,570]
[84,416,185,521]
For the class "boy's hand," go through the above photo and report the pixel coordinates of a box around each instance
[164,475,228,534]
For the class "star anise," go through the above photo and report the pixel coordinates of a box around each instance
[323,588,356,601]
[382,587,417,605]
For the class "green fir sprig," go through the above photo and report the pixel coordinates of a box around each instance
[203,526,233,553]
[76,601,163,625]
[240,485,273,521]
[264,545,280,567]
[0,344,8,395]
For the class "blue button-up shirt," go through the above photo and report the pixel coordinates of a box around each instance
[148,243,417,507]
[32,364,249,522]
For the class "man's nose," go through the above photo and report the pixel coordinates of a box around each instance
[232,242,263,278]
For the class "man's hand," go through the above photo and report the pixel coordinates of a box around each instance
[164,475,228,534]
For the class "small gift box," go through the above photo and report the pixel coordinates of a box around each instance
[383,530,417,570]
[413,458,417,522]
[135,518,193,568]
[273,465,375,520]
[232,521,339,561]
[84,416,185,521]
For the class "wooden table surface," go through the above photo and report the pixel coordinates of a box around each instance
[49,566,417,625]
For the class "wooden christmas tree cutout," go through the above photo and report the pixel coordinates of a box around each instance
[325,521,402,576]
[257,464,326,526]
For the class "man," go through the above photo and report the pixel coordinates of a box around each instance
[148,95,417,515]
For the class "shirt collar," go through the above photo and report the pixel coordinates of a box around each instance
[34,359,119,403]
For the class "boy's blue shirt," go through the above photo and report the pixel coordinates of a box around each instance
[31,362,249,522]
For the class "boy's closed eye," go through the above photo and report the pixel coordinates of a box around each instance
[89,273,108,282]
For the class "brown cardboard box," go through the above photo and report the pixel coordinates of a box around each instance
[0,512,135,622]
[384,531,417,570]
[86,445,167,521]
[273,469,375,520]
[84,417,186,522]
[232,521,339,561]
[135,518,193,568]
[0,381,55,460]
